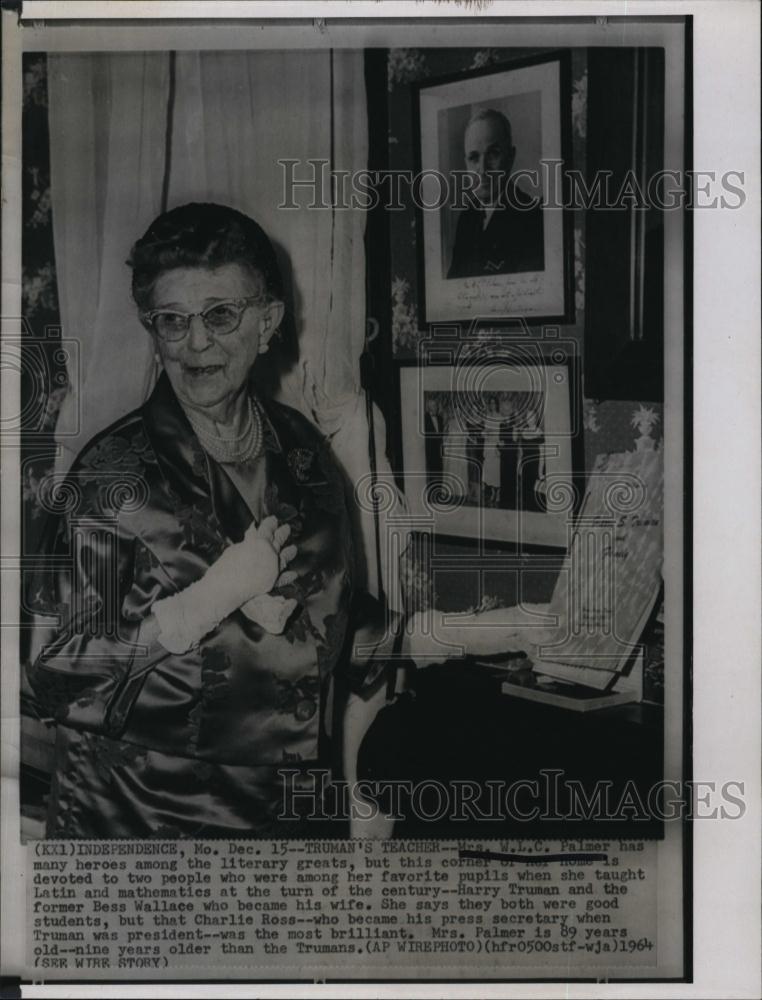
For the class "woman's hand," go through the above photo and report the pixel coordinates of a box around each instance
[234,517,300,634]
[205,514,298,612]
[239,515,298,599]
[240,593,298,634]
[153,515,298,654]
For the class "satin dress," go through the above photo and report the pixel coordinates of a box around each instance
[26,373,386,838]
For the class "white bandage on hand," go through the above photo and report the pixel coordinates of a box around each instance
[153,515,298,653]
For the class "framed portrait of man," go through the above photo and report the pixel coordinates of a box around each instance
[415,51,574,324]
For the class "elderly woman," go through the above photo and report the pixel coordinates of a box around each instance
[27,203,544,839]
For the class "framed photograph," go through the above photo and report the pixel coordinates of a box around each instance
[415,51,573,325]
[399,346,581,548]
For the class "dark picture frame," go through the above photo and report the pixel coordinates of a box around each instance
[414,51,574,326]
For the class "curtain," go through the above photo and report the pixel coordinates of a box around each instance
[166,50,367,411]
[48,50,401,602]
[48,54,169,468]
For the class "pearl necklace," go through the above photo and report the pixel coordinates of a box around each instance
[186,396,263,466]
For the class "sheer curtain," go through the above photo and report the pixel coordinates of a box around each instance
[48,53,169,467]
[48,49,400,601]
[166,50,366,411]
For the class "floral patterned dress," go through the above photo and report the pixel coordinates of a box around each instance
[26,373,386,838]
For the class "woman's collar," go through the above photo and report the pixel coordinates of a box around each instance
[142,371,305,500]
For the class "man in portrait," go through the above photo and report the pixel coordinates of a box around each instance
[424,394,445,486]
[498,395,520,510]
[447,108,545,280]
[464,413,484,504]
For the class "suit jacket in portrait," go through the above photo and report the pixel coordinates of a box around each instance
[447,180,545,280]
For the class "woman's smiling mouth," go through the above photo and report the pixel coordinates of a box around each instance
[184,363,225,378]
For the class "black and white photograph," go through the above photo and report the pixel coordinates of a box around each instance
[422,389,547,511]
[1,3,760,997]
[416,52,572,323]
[438,95,544,280]
[402,357,576,546]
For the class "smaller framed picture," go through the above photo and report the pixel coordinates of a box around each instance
[414,51,573,325]
[399,348,581,548]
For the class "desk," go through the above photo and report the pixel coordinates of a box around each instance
[359,661,665,840]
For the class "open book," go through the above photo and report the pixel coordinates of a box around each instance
[505,448,664,702]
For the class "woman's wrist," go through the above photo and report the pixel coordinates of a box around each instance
[153,582,223,654]
[152,517,298,654]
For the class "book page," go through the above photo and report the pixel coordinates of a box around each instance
[536,449,663,689]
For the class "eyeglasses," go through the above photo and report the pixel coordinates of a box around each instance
[140,296,264,343]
